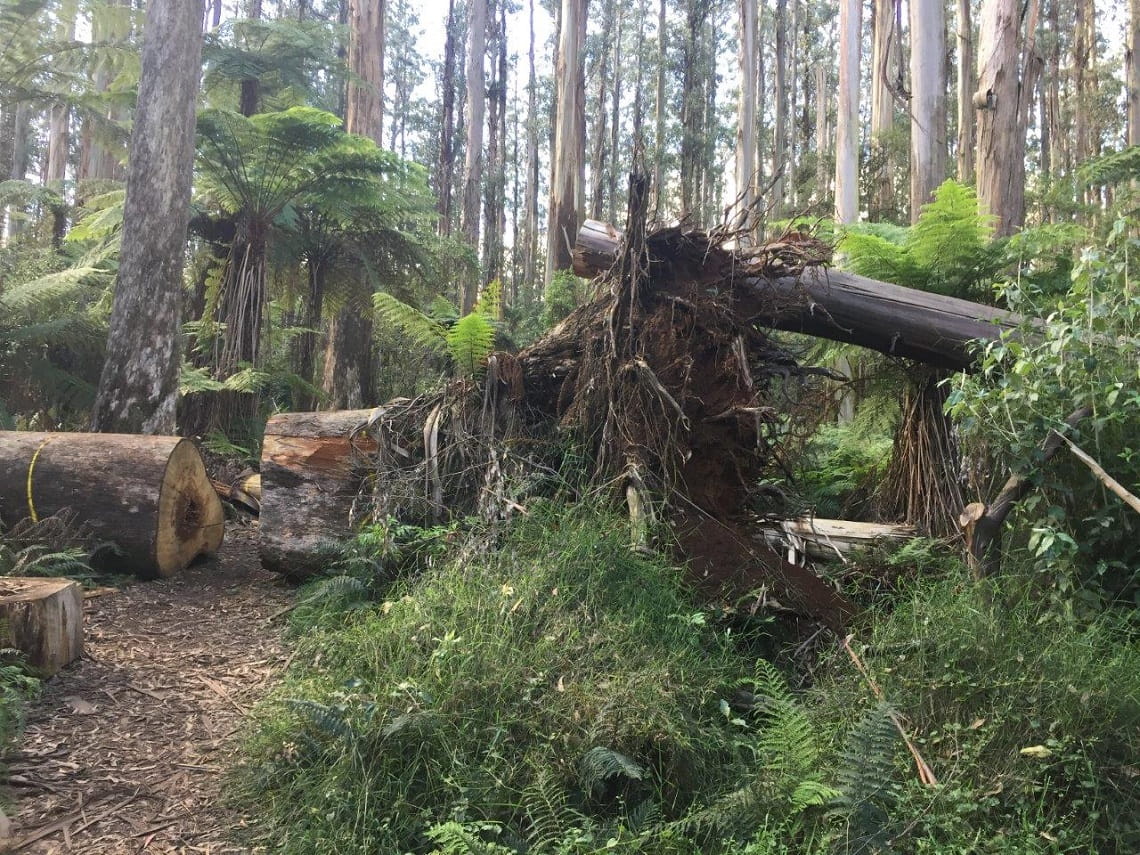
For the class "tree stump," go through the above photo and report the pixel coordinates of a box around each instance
[259,410,376,579]
[0,432,224,578]
[0,578,82,676]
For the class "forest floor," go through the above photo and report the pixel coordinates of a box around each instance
[6,522,292,854]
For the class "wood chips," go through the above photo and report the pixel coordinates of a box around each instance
[7,524,292,854]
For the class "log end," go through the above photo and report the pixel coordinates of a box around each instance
[0,578,83,676]
[153,439,225,578]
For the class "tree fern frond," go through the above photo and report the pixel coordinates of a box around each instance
[828,702,902,855]
[179,364,226,395]
[374,291,449,357]
[474,279,502,320]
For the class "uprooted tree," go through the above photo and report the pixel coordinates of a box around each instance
[261,177,1030,629]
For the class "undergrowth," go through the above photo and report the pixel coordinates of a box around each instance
[237,505,1140,853]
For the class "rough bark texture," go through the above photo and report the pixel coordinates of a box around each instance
[324,0,385,408]
[545,0,587,284]
[322,308,375,409]
[573,219,1025,371]
[975,0,1035,236]
[0,579,82,677]
[0,432,223,578]
[909,0,946,220]
[436,0,458,235]
[461,0,486,310]
[652,0,666,218]
[346,0,386,143]
[834,0,860,224]
[90,0,203,435]
[258,410,376,578]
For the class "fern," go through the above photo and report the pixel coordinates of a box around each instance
[1080,144,1140,187]
[374,291,449,357]
[425,821,517,855]
[828,703,902,855]
[579,746,646,798]
[446,312,496,378]
[752,660,821,787]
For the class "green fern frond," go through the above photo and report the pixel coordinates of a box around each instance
[828,702,902,855]
[300,575,371,608]
[284,698,356,744]
[579,746,646,798]
[374,291,449,357]
[0,266,110,315]
[524,768,586,852]
[179,364,226,396]
[751,660,820,785]
[446,312,496,378]
[1080,145,1140,186]
[425,821,517,855]
[221,365,272,394]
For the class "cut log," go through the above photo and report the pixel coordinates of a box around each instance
[259,410,376,579]
[573,218,1026,371]
[0,432,223,578]
[757,518,917,563]
[0,578,82,676]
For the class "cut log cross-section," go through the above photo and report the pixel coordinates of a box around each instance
[259,410,376,578]
[573,219,1027,371]
[0,432,223,578]
[0,578,83,676]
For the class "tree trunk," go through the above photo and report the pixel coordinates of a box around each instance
[1131,0,1140,145]
[346,0,386,146]
[91,0,204,435]
[870,0,899,219]
[0,579,82,677]
[956,0,975,182]
[572,219,1026,371]
[322,308,375,408]
[834,0,860,224]
[590,0,612,221]
[652,0,666,218]
[258,410,376,578]
[461,0,486,310]
[736,0,758,223]
[773,0,788,215]
[0,432,223,578]
[975,0,1036,236]
[325,0,385,408]
[909,0,946,220]
[521,0,539,294]
[545,0,587,284]
[437,0,458,236]
[606,6,623,225]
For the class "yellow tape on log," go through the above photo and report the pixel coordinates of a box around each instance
[26,436,51,523]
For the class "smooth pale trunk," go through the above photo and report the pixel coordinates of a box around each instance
[461,0,486,309]
[909,0,946,220]
[957,0,975,182]
[545,0,587,284]
[870,0,898,215]
[736,0,759,219]
[1131,0,1140,144]
[834,0,860,224]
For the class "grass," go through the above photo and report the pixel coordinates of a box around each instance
[234,502,1140,854]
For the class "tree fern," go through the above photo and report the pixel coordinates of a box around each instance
[373,291,449,358]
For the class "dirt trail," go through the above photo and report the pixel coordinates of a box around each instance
[7,523,293,854]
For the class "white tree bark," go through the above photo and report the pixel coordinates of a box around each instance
[736,0,759,222]
[460,0,486,310]
[1130,0,1140,145]
[834,0,860,224]
[545,0,588,284]
[91,0,204,434]
[870,0,899,217]
[909,0,946,220]
[957,0,975,182]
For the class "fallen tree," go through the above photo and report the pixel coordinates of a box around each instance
[574,218,1024,372]
[0,432,223,577]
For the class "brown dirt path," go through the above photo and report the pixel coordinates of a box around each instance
[6,523,293,854]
